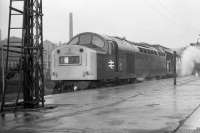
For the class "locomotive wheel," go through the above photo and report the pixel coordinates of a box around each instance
[73,81,91,91]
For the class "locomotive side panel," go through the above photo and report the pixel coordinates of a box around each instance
[135,52,150,77]
[160,55,167,76]
[149,54,166,77]
[134,51,167,78]
[153,55,163,76]
[117,52,131,79]
[97,53,119,80]
[126,53,135,74]
[97,51,137,80]
[166,52,174,76]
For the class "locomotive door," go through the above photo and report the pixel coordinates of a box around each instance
[108,41,119,72]
[113,41,119,72]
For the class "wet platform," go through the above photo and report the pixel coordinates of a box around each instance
[0,76,200,133]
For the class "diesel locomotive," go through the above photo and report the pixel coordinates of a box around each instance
[51,32,175,90]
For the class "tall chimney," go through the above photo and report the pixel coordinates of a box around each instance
[69,12,73,41]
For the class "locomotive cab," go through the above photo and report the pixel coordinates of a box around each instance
[51,33,107,81]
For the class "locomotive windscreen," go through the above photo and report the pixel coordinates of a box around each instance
[79,34,91,45]
[68,33,105,48]
[59,56,80,65]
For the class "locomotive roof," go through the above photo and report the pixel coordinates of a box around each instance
[152,44,174,54]
[102,34,172,53]
[72,32,140,52]
[69,32,171,53]
[105,35,158,51]
[103,35,140,52]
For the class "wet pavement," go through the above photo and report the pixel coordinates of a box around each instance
[0,76,200,133]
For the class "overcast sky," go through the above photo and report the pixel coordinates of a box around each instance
[1,0,200,48]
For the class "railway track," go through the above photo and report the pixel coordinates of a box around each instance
[53,75,199,94]
[1,75,198,104]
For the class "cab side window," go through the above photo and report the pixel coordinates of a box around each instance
[108,41,117,55]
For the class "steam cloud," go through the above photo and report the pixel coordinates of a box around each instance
[180,46,200,76]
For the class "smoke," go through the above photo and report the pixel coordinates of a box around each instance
[180,46,200,76]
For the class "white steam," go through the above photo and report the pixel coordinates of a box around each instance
[180,46,200,76]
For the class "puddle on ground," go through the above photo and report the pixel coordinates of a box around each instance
[146,103,160,107]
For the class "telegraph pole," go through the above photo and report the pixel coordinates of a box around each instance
[196,34,200,45]
[173,51,176,85]
[1,45,4,103]
[22,0,44,108]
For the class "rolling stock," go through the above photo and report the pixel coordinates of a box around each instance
[51,32,175,90]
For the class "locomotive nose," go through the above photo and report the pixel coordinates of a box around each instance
[51,45,97,80]
[56,47,84,65]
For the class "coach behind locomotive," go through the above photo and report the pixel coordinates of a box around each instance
[51,32,174,90]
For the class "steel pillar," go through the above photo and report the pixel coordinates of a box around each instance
[22,0,44,108]
[0,0,44,111]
